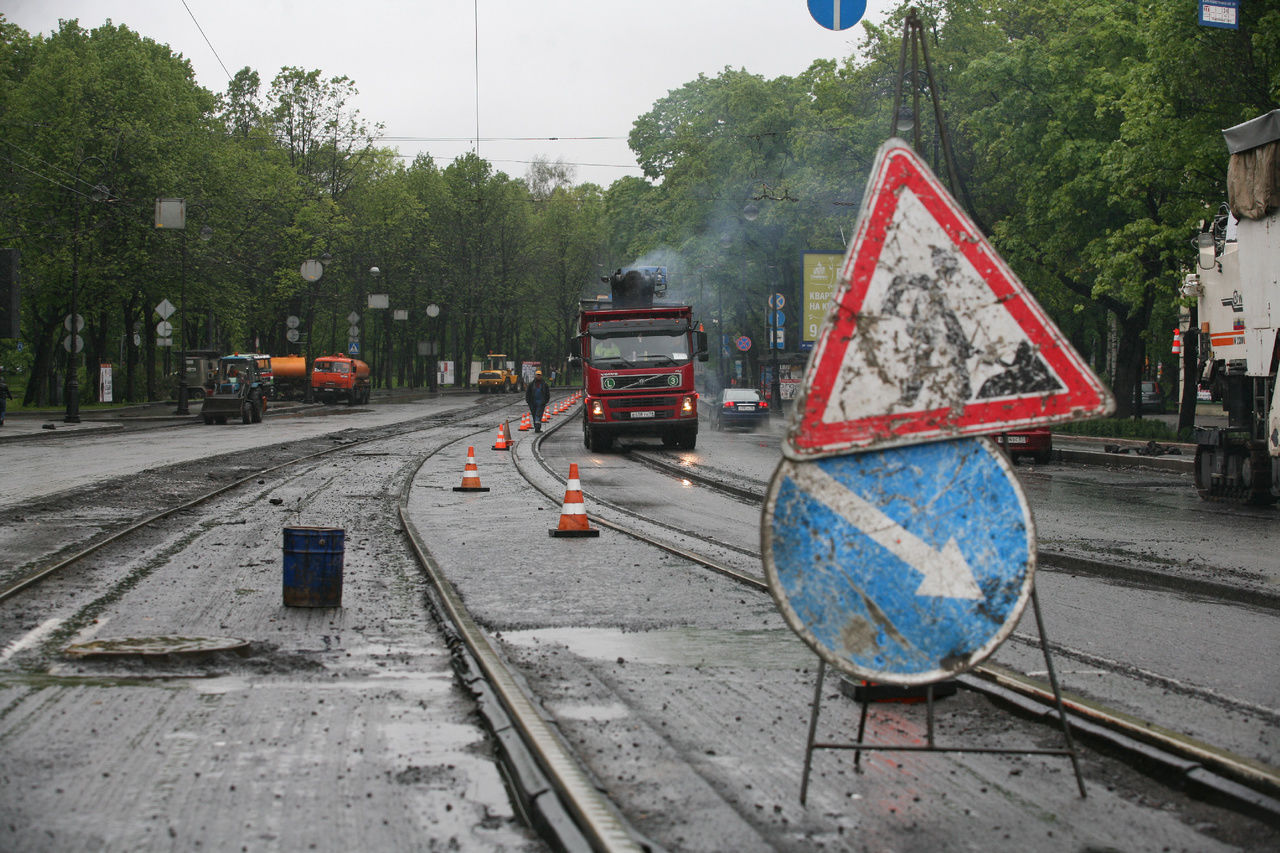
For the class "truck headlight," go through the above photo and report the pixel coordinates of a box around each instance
[681,395,695,415]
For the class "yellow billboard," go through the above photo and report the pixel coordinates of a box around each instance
[802,252,844,344]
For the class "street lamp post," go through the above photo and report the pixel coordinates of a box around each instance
[65,156,108,424]
[770,315,782,416]
[718,233,733,390]
[367,267,391,389]
[176,215,212,416]
[768,264,782,417]
[426,303,440,392]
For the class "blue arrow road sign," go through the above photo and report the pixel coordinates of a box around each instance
[762,437,1035,683]
[807,0,867,31]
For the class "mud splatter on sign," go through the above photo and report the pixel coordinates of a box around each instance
[761,438,1034,683]
[785,138,1113,461]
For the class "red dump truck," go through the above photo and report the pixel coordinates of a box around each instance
[311,354,371,405]
[572,267,708,452]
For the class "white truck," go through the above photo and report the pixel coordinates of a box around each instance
[1187,110,1280,504]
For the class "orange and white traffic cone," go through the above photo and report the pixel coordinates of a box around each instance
[541,409,552,424]
[518,413,532,432]
[452,446,490,492]
[492,420,511,451]
[549,463,599,537]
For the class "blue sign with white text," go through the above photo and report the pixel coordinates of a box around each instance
[1199,0,1239,29]
[807,0,867,31]
[762,438,1035,684]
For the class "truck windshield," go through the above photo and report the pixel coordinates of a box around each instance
[317,362,351,374]
[589,332,688,367]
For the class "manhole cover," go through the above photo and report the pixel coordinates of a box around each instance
[64,636,251,659]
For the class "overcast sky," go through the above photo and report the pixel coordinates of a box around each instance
[6,1,896,187]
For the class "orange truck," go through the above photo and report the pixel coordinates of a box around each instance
[311,354,371,405]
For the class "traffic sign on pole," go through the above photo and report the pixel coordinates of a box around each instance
[762,438,1034,683]
[807,0,866,31]
[735,336,752,352]
[786,139,1113,461]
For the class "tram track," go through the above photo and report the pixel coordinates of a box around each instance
[514,427,1280,823]
[2,395,655,851]
[6,398,1275,848]
[0,398,522,604]
[626,446,1280,613]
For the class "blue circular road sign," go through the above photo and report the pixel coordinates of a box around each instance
[762,437,1035,684]
[807,0,867,31]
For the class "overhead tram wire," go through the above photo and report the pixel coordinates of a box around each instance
[474,0,480,157]
[179,0,233,83]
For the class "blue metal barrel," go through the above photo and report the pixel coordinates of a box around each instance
[282,527,344,607]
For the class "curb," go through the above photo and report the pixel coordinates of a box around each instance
[1056,447,1192,473]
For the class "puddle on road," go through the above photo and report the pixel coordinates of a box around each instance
[498,625,813,669]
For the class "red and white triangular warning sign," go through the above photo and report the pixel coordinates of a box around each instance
[785,139,1113,460]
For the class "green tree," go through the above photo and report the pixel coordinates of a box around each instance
[1,18,217,404]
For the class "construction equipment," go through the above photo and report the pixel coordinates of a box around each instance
[200,354,268,425]
[311,354,371,406]
[477,353,519,393]
[1185,109,1280,503]
[572,267,708,452]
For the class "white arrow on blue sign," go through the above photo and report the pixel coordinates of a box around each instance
[807,0,867,31]
[762,437,1035,684]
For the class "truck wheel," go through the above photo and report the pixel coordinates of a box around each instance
[347,391,356,406]
[681,428,697,450]
[241,402,253,424]
[252,398,264,423]
[588,427,612,453]
[202,414,214,425]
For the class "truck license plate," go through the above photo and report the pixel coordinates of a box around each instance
[631,411,655,418]
[1005,435,1027,444]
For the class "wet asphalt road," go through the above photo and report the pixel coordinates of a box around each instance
[0,399,1275,851]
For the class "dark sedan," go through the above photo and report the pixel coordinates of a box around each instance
[710,388,769,430]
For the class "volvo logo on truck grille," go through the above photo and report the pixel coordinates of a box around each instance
[601,373,676,391]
